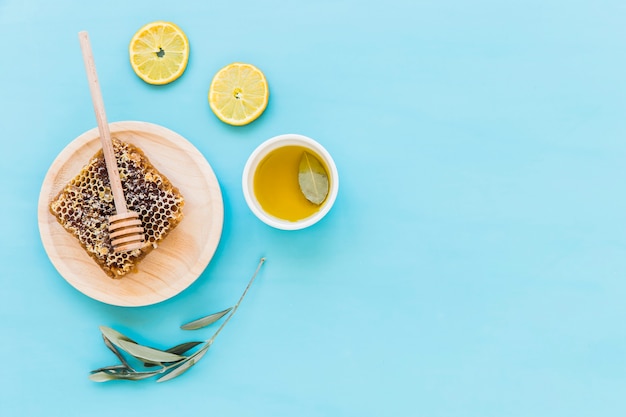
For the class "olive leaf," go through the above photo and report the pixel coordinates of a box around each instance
[117,371,161,381]
[90,258,266,383]
[89,369,161,382]
[298,151,329,205]
[102,334,135,371]
[116,339,186,364]
[144,341,204,368]
[181,307,233,330]
[156,361,195,383]
[156,344,211,383]
[100,326,136,347]
[91,364,131,374]
[101,326,187,364]
[165,341,204,355]
[89,371,119,383]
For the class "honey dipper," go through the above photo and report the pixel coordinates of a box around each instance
[78,31,146,253]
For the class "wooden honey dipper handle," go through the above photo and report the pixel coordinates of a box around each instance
[79,31,145,253]
[78,31,127,215]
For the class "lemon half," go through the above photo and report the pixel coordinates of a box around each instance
[208,63,269,126]
[129,21,189,85]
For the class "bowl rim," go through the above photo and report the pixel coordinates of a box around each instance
[242,133,339,230]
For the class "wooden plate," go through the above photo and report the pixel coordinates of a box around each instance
[38,121,224,307]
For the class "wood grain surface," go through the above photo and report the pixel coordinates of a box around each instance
[38,121,224,306]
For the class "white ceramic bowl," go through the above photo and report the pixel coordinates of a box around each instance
[242,134,339,230]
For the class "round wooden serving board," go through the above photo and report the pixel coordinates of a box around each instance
[38,121,224,307]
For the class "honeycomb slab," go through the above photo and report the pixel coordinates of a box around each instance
[49,138,184,278]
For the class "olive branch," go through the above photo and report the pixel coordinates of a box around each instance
[89,258,265,383]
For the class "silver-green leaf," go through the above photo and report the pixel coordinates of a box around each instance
[89,258,266,384]
[156,358,195,383]
[102,335,135,371]
[89,369,160,382]
[156,345,210,383]
[115,371,161,381]
[181,307,233,330]
[166,341,205,354]
[89,371,119,382]
[91,364,130,374]
[298,151,329,205]
[100,326,136,347]
[116,339,186,365]
[144,341,205,367]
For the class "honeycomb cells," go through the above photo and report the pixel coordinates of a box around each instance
[50,138,184,278]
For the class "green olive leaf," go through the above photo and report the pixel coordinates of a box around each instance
[114,371,161,381]
[89,258,266,384]
[144,341,205,367]
[90,364,131,374]
[89,371,119,382]
[101,335,135,371]
[116,339,186,365]
[100,326,136,347]
[181,307,233,330]
[156,345,210,383]
[166,341,205,355]
[89,368,161,382]
[298,151,329,205]
[156,358,196,383]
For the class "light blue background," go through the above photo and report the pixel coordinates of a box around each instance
[1,0,625,415]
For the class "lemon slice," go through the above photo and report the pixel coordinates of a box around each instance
[208,63,269,126]
[129,21,189,85]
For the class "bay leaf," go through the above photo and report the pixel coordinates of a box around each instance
[180,307,233,330]
[298,152,329,205]
[116,339,186,365]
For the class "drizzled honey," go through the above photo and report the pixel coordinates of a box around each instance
[50,138,184,278]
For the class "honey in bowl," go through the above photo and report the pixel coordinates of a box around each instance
[253,145,329,222]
